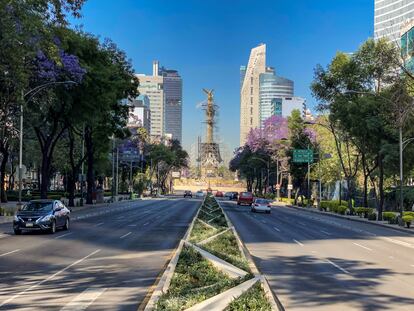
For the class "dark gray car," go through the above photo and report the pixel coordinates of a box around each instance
[13,199,70,235]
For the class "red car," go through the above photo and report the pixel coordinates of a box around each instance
[237,192,254,206]
[215,191,224,197]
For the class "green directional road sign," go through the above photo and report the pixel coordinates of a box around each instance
[293,149,314,163]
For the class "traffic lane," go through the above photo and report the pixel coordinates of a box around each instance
[0,198,195,253]
[0,199,160,237]
[221,201,414,311]
[0,198,199,310]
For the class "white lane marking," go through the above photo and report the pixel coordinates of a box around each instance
[293,239,304,247]
[0,249,20,257]
[320,230,331,235]
[298,222,306,226]
[60,287,107,311]
[128,224,137,227]
[383,237,414,249]
[120,232,131,239]
[55,232,73,239]
[261,220,267,224]
[326,259,350,274]
[95,222,104,227]
[0,249,101,307]
[143,222,149,226]
[273,226,280,232]
[353,242,372,251]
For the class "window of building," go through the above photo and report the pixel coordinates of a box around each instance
[250,107,253,114]
[250,87,253,95]
[251,77,253,84]
[250,117,253,125]
[250,97,253,104]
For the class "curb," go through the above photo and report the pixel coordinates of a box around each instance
[218,199,284,311]
[287,205,414,235]
[185,277,261,311]
[142,196,206,310]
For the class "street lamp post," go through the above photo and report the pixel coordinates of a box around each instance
[19,81,77,204]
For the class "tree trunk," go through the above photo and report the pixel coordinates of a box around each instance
[67,174,76,207]
[40,153,51,199]
[0,149,9,202]
[85,126,94,204]
[363,174,369,207]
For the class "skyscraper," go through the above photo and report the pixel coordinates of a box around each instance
[136,61,183,142]
[160,66,183,142]
[240,44,303,145]
[259,68,294,126]
[374,0,414,43]
[240,44,266,145]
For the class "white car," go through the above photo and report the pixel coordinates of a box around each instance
[251,198,271,214]
[195,190,205,198]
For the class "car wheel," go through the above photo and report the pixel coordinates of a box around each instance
[63,218,70,230]
[50,220,56,234]
[266,210,271,214]
[14,229,22,235]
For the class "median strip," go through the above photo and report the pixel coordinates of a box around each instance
[144,194,276,310]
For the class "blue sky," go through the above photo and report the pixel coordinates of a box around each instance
[70,0,374,153]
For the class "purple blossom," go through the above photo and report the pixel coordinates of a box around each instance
[34,49,86,84]
[59,51,86,83]
[304,127,317,143]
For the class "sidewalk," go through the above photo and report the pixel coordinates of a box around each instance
[274,201,414,235]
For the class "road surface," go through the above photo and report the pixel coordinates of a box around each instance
[221,200,414,311]
[0,198,199,310]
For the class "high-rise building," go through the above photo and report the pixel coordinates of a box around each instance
[259,68,294,126]
[240,44,303,144]
[127,95,151,134]
[160,66,183,142]
[240,44,266,145]
[374,0,414,43]
[136,61,183,142]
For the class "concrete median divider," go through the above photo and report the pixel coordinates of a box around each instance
[142,194,278,311]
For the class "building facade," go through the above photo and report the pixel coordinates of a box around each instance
[136,61,183,142]
[375,0,414,43]
[240,44,266,145]
[259,69,294,126]
[160,66,183,142]
[127,95,151,134]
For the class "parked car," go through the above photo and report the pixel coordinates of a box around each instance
[215,191,224,197]
[183,190,192,198]
[251,198,271,214]
[13,199,70,235]
[195,190,205,198]
[237,192,254,206]
[225,192,238,200]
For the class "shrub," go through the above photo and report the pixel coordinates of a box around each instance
[336,205,348,215]
[402,215,414,228]
[403,211,414,217]
[383,212,397,224]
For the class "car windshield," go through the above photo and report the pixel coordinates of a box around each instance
[241,192,252,197]
[21,202,53,212]
[255,199,268,204]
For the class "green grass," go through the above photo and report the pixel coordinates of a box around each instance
[202,230,251,272]
[225,281,272,311]
[189,219,221,244]
[156,246,248,311]
[197,206,228,228]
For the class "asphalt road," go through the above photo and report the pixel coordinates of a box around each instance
[220,200,414,311]
[0,198,200,311]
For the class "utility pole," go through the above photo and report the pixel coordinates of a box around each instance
[111,137,115,202]
[399,125,404,222]
[80,125,85,206]
[276,158,280,201]
[18,91,23,205]
[116,147,119,198]
[307,145,311,208]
